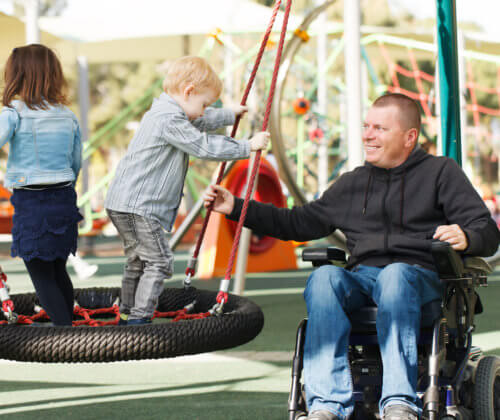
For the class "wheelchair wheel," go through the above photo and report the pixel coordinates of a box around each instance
[473,355,500,419]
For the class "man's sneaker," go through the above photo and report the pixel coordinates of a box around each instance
[306,410,340,420]
[127,318,152,325]
[382,404,419,420]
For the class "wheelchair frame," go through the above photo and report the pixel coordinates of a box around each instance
[288,242,499,420]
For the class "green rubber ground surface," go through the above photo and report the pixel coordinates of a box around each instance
[0,252,498,419]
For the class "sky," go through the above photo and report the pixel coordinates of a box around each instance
[388,0,500,39]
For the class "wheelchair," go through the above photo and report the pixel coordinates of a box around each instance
[288,242,500,420]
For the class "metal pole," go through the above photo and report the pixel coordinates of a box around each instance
[316,1,328,194]
[24,0,40,44]
[457,30,471,177]
[435,0,462,164]
[77,56,90,195]
[224,35,234,100]
[233,152,258,296]
[344,0,363,170]
[77,56,91,252]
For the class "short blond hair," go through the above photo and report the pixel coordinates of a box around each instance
[163,56,222,97]
[373,93,421,135]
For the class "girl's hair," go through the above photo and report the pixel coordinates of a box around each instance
[2,44,69,110]
[163,56,222,98]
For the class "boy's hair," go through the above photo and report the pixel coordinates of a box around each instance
[373,93,421,135]
[163,56,222,98]
[2,44,69,110]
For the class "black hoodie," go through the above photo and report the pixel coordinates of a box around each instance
[229,147,500,271]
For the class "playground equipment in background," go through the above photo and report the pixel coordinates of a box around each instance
[73,2,500,254]
[198,156,297,279]
[0,186,13,234]
[269,1,500,212]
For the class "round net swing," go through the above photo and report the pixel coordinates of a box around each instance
[0,286,264,363]
[0,0,294,364]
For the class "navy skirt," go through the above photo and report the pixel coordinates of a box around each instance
[10,185,83,261]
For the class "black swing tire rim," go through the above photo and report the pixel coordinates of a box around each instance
[0,287,264,363]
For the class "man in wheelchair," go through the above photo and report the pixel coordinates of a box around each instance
[203,93,500,420]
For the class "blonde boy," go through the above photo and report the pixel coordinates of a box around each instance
[105,56,269,325]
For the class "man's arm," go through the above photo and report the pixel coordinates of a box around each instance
[204,184,338,242]
[435,159,499,256]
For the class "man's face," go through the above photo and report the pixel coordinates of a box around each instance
[362,105,414,169]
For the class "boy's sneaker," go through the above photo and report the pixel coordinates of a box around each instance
[117,313,128,325]
[127,318,152,325]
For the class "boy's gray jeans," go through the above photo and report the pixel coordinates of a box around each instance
[106,210,173,320]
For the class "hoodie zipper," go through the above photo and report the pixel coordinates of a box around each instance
[382,172,391,252]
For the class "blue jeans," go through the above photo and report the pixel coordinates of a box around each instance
[107,210,173,320]
[303,263,442,419]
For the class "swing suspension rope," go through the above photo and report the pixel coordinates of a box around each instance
[184,0,290,290]
[185,0,293,314]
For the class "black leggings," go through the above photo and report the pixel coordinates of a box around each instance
[23,258,74,326]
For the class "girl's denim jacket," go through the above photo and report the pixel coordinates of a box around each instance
[0,100,82,188]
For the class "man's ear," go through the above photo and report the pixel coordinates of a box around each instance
[406,127,418,149]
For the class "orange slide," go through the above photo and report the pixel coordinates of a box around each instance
[0,185,13,234]
[198,157,298,279]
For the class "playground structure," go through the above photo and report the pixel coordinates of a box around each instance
[0,4,498,418]
[1,1,499,271]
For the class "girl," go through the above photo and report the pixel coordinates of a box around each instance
[0,44,83,326]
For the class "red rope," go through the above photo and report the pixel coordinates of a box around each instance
[0,304,210,326]
[185,0,284,278]
[217,0,292,304]
[407,49,433,119]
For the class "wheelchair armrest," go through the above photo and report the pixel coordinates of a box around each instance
[302,247,347,267]
[431,241,492,278]
[431,241,464,278]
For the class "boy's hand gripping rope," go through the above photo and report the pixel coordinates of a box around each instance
[0,270,18,324]
[213,0,292,315]
[183,0,289,292]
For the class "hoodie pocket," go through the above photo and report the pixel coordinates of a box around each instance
[351,233,385,258]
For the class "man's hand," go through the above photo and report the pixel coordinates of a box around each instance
[228,104,248,118]
[433,224,468,251]
[203,184,235,215]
